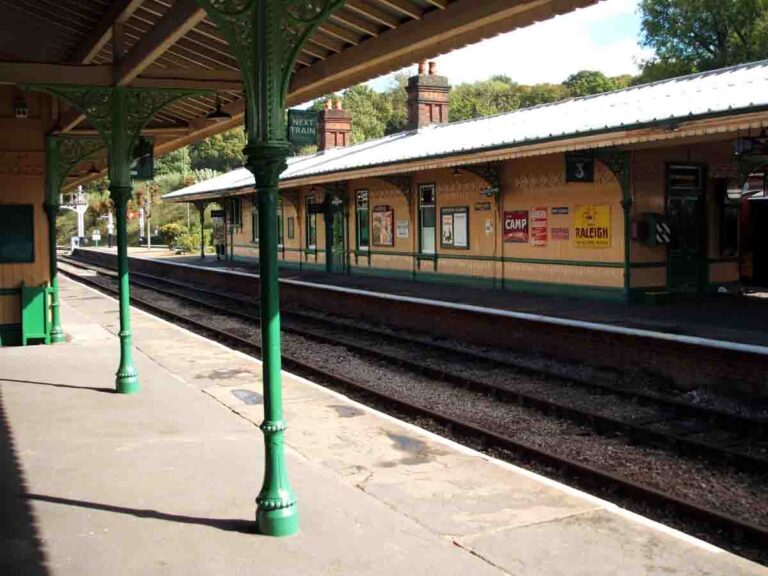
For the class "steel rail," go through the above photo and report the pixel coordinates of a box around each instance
[58,262,768,550]
[59,256,768,475]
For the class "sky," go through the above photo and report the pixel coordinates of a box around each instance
[367,0,652,91]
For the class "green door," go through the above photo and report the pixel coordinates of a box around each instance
[324,193,347,274]
[667,165,706,292]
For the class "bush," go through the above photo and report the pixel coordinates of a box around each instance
[159,223,186,248]
[178,230,201,254]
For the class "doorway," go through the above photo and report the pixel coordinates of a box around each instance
[325,191,347,274]
[666,165,707,292]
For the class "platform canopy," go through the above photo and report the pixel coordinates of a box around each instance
[0,0,598,187]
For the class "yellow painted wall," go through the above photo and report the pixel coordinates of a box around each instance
[226,139,743,293]
[0,88,52,325]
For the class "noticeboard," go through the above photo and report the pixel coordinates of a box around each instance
[287,109,319,146]
[0,204,34,263]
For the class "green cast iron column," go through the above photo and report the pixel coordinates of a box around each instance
[29,86,205,390]
[195,201,208,258]
[247,143,296,536]
[110,88,140,394]
[43,202,65,343]
[44,135,103,344]
[195,0,345,536]
[597,150,632,301]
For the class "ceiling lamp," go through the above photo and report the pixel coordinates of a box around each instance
[87,163,100,175]
[207,95,232,122]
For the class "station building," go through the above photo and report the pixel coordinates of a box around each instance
[167,60,768,302]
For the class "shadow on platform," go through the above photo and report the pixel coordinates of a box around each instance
[0,387,50,575]
[0,379,113,394]
[24,494,256,535]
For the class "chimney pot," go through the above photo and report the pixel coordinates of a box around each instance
[334,99,343,110]
[406,60,451,130]
[324,99,333,110]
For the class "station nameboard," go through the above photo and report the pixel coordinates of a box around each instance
[287,109,318,146]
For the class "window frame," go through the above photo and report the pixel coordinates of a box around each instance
[355,189,370,251]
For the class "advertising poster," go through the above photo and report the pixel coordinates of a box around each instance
[372,206,394,246]
[574,205,611,248]
[551,227,570,241]
[441,213,454,245]
[441,207,469,248]
[531,207,548,247]
[396,220,409,239]
[503,210,529,243]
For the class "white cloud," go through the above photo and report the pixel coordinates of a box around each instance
[368,0,652,90]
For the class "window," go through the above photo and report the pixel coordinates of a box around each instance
[229,197,242,227]
[251,203,259,244]
[419,184,436,254]
[306,196,318,250]
[356,190,369,250]
[277,200,284,247]
[287,217,295,240]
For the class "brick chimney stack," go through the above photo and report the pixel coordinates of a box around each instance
[318,98,352,151]
[406,59,450,130]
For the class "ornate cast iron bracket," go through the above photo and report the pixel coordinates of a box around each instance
[197,0,345,143]
[737,155,768,188]
[595,150,632,206]
[375,175,413,208]
[28,86,206,183]
[46,135,104,203]
[458,162,502,201]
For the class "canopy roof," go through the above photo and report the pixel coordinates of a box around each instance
[0,0,598,187]
[164,59,768,201]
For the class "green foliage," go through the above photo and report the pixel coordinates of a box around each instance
[155,147,191,176]
[563,70,616,97]
[449,78,521,122]
[639,0,768,82]
[189,128,246,172]
[159,223,186,249]
[178,229,205,254]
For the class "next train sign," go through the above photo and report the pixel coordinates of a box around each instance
[287,109,318,146]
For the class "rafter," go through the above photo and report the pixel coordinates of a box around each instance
[71,0,144,64]
[116,0,207,86]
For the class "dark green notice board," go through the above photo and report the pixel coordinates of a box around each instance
[0,204,34,263]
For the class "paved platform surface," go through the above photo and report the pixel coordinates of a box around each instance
[94,247,768,347]
[2,274,766,575]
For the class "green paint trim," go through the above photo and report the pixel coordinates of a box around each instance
[348,265,626,302]
[630,261,667,269]
[0,288,21,296]
[708,257,740,264]
[344,249,628,268]
[0,323,21,347]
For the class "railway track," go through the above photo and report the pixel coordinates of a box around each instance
[58,256,768,554]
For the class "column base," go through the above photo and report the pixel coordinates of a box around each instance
[50,327,66,344]
[256,502,299,537]
[116,370,140,394]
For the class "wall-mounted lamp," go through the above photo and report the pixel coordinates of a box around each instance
[452,167,462,177]
[87,164,101,175]
[207,94,232,122]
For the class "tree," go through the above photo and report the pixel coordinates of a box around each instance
[639,0,768,82]
[518,83,570,108]
[563,70,616,97]
[188,128,246,172]
[449,78,520,121]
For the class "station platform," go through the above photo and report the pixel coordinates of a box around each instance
[2,275,766,574]
[99,247,768,347]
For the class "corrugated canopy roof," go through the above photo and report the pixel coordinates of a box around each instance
[164,59,768,201]
[0,0,598,189]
